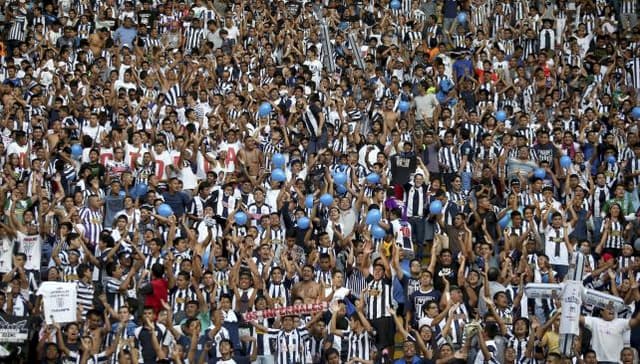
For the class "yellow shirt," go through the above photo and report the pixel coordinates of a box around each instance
[542,331,560,354]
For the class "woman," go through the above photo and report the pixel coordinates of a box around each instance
[596,202,627,256]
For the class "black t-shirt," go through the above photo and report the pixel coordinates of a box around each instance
[434,262,459,292]
[390,153,417,186]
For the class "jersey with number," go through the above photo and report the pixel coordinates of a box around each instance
[391,219,414,252]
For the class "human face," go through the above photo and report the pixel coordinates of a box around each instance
[621,349,634,364]
[403,341,416,358]
[373,265,385,280]
[583,352,597,364]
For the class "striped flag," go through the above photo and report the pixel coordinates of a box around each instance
[320,21,336,73]
[348,32,365,70]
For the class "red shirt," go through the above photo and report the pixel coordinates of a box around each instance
[144,278,168,314]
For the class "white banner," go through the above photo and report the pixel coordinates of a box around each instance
[36,282,78,324]
[558,281,582,335]
[582,288,626,312]
[524,283,562,299]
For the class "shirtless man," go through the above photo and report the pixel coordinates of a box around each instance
[237,136,263,179]
[292,265,322,304]
[383,98,399,132]
[89,28,110,57]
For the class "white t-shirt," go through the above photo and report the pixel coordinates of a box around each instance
[154,150,173,181]
[6,142,28,165]
[125,144,149,170]
[82,124,105,144]
[544,225,572,266]
[36,281,78,324]
[17,231,41,271]
[584,316,630,362]
[217,141,241,173]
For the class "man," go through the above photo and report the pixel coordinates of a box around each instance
[394,340,433,364]
[405,269,441,329]
[390,142,418,187]
[251,314,309,364]
[365,255,395,352]
[329,298,374,363]
[580,300,640,364]
[404,173,428,253]
[543,212,574,280]
[134,306,172,363]
[162,177,191,218]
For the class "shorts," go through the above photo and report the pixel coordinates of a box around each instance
[371,316,395,349]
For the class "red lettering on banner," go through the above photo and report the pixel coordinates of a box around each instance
[101,153,113,165]
[155,160,165,179]
[129,152,140,169]
[203,158,212,173]
[225,148,236,168]
[242,303,330,321]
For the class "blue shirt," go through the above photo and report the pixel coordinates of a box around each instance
[114,26,138,48]
[162,191,191,218]
[395,356,433,364]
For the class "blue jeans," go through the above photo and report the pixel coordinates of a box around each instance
[461,171,472,193]
[410,216,426,259]
[409,216,426,246]
[592,217,603,247]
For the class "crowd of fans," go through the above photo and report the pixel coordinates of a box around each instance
[1,0,640,363]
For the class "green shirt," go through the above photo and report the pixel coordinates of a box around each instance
[602,197,633,217]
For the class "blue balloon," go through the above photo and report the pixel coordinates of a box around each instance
[499,214,510,229]
[398,100,410,113]
[320,193,334,206]
[334,172,347,185]
[533,168,546,179]
[271,168,286,182]
[632,107,640,119]
[157,203,173,217]
[608,155,617,165]
[136,183,149,196]
[496,110,507,122]
[439,79,453,93]
[272,153,285,168]
[436,91,447,104]
[390,0,401,9]
[372,225,386,239]
[234,211,248,226]
[336,185,347,194]
[305,195,314,209]
[71,144,83,158]
[297,216,310,229]
[366,209,382,225]
[366,173,380,184]
[457,12,467,23]
[429,200,443,215]
[258,102,272,117]
[560,155,572,169]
